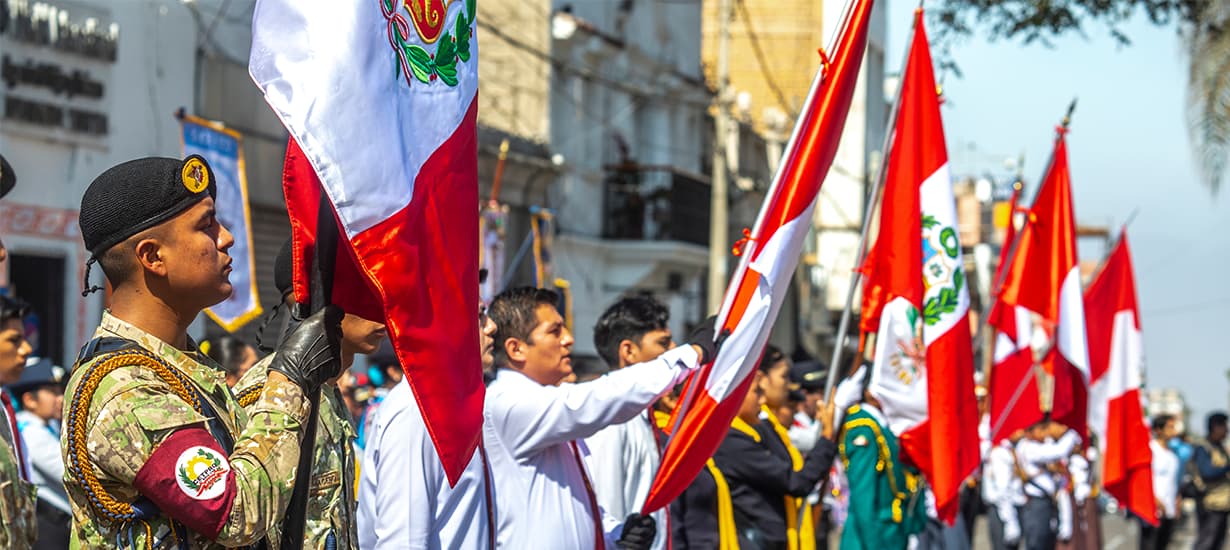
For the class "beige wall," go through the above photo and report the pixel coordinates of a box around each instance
[701,0,826,132]
[477,0,551,142]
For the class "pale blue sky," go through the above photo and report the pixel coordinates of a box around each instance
[886,3,1230,424]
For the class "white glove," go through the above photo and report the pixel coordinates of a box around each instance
[1003,519,1021,545]
[832,365,866,427]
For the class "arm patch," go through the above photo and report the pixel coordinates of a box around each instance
[133,427,237,539]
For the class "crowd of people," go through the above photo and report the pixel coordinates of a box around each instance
[0,153,1229,550]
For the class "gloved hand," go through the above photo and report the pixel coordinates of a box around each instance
[832,364,866,427]
[268,305,344,395]
[1003,518,1021,545]
[686,315,729,364]
[616,513,657,550]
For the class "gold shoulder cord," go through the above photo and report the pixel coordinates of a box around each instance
[235,382,265,408]
[65,350,204,530]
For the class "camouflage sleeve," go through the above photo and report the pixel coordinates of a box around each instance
[232,355,272,412]
[218,372,310,545]
[86,368,309,546]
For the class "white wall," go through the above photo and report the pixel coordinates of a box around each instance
[1,0,198,361]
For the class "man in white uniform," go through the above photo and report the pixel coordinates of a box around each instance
[982,431,1025,550]
[356,286,497,549]
[483,287,717,549]
[1141,414,1180,550]
[584,296,676,550]
[1016,421,1080,550]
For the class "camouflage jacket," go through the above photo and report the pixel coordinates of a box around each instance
[0,393,36,550]
[234,355,358,550]
[61,312,310,549]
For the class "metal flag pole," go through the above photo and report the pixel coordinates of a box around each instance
[821,11,919,398]
[982,99,1077,438]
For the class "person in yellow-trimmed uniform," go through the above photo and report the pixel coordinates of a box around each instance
[713,353,837,550]
[839,386,926,550]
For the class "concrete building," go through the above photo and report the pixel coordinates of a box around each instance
[1,0,196,365]
[544,1,771,360]
[700,0,888,361]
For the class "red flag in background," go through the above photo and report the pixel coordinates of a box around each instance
[1086,234,1155,525]
[641,0,877,514]
[996,130,1090,440]
[859,10,980,522]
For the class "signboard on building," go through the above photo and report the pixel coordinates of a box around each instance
[0,1,117,143]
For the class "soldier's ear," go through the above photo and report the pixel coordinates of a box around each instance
[504,337,526,364]
[133,236,167,277]
[619,339,638,367]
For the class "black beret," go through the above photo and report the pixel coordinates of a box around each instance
[78,155,217,256]
[274,238,294,297]
[0,154,14,199]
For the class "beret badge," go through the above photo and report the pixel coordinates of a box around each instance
[182,157,210,194]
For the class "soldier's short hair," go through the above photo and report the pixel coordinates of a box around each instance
[489,286,560,367]
[592,295,669,369]
[1151,414,1174,433]
[1208,412,1228,434]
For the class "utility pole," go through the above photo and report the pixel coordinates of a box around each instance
[707,0,733,314]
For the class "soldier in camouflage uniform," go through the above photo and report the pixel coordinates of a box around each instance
[232,239,386,549]
[0,294,37,549]
[62,155,345,548]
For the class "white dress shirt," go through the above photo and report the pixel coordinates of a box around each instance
[1069,453,1091,504]
[585,410,666,550]
[1015,431,1079,498]
[484,345,699,549]
[982,441,1024,528]
[357,379,491,550]
[1151,439,1180,518]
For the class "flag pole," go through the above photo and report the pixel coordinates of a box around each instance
[822,11,919,398]
[667,0,858,445]
[980,99,1076,429]
[282,192,337,550]
[973,98,1076,354]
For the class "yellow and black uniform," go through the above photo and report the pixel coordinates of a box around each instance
[712,415,836,550]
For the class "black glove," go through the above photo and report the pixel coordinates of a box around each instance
[686,315,730,364]
[616,513,657,550]
[268,304,344,395]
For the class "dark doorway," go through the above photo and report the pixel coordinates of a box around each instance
[8,254,66,366]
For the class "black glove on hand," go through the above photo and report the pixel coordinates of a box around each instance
[268,304,344,395]
[686,315,730,364]
[616,513,657,550]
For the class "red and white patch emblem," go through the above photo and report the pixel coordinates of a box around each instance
[174,446,230,500]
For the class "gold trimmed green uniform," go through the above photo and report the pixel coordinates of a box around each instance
[839,404,924,550]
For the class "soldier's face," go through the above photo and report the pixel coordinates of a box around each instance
[341,314,386,355]
[160,199,235,308]
[621,328,673,368]
[0,318,31,385]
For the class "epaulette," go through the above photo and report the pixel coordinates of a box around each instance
[235,382,265,408]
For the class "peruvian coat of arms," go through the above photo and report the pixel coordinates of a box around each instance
[380,0,475,87]
[887,213,966,386]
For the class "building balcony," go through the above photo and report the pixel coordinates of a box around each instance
[601,163,711,247]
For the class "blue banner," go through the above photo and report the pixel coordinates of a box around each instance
[181,114,262,331]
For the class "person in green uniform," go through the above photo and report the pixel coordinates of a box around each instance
[232,239,386,549]
[840,388,925,550]
[62,155,345,548]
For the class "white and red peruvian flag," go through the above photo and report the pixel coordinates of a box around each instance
[858,10,979,523]
[997,129,1090,440]
[1086,234,1155,525]
[987,188,1044,443]
[250,0,482,482]
[641,0,876,513]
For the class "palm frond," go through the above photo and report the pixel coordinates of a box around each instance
[1185,0,1230,194]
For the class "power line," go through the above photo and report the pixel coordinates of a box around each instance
[734,0,795,119]
[475,19,711,108]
